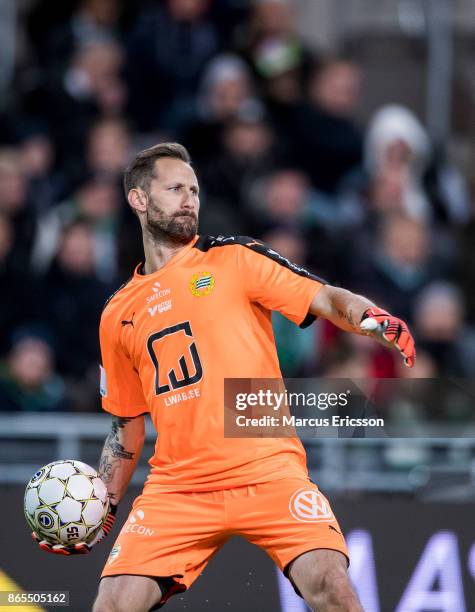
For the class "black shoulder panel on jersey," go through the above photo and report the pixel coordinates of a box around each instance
[193,234,254,251]
[193,235,326,329]
[194,235,327,284]
[102,275,134,312]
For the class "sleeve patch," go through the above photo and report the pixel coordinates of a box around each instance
[99,365,108,397]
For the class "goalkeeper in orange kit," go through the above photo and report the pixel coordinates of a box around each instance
[32,142,414,611]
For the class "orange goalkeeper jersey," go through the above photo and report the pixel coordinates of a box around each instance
[99,235,325,492]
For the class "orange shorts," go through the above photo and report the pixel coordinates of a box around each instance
[101,477,348,604]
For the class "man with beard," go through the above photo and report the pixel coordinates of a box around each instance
[32,143,415,611]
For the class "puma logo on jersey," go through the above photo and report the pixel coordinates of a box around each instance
[121,313,135,327]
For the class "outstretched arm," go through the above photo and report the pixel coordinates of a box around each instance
[99,414,146,506]
[309,285,375,333]
[310,285,416,367]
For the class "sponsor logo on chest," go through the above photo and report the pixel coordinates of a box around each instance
[148,300,172,317]
[146,281,172,316]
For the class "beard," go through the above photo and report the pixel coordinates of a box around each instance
[145,197,198,245]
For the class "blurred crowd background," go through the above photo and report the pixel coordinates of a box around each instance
[0,0,474,414]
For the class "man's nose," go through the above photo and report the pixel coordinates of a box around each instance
[181,191,195,208]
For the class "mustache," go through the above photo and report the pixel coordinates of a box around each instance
[171,211,197,221]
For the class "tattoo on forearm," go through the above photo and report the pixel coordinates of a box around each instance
[99,416,137,493]
[347,308,355,325]
[107,417,135,459]
[337,308,356,326]
[98,453,116,487]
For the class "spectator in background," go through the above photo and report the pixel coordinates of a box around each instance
[0,332,66,412]
[413,282,475,377]
[185,54,259,162]
[19,128,66,214]
[251,168,309,233]
[263,228,318,376]
[0,149,35,264]
[31,177,122,282]
[320,337,373,380]
[364,105,431,221]
[86,117,131,182]
[248,168,349,281]
[40,39,126,171]
[236,0,313,147]
[338,105,469,235]
[350,214,444,322]
[252,38,307,141]
[424,154,470,226]
[28,0,122,74]
[237,0,311,75]
[291,57,363,194]
[0,149,27,217]
[34,221,115,387]
[317,315,396,378]
[126,0,220,132]
[395,350,437,379]
[199,106,277,234]
[0,215,33,356]
[244,0,295,45]
[392,349,472,425]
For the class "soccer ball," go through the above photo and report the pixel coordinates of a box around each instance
[24,460,109,546]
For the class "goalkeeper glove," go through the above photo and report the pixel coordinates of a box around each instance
[32,503,117,556]
[360,307,416,367]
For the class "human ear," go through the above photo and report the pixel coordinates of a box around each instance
[128,188,147,215]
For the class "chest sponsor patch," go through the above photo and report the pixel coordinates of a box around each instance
[148,300,172,316]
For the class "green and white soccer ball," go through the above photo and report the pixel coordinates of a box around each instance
[24,460,109,545]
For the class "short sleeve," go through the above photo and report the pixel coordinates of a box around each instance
[237,241,327,328]
[99,310,148,417]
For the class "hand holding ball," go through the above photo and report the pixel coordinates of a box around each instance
[24,460,114,555]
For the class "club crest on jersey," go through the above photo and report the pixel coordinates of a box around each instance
[189,271,215,296]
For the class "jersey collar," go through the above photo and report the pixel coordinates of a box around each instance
[133,235,200,280]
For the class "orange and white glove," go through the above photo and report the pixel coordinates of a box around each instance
[32,504,117,556]
[360,307,416,368]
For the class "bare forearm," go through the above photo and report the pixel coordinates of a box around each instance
[328,287,375,332]
[309,284,416,366]
[98,415,145,506]
[310,285,375,333]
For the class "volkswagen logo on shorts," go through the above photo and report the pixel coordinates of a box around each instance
[38,511,54,528]
[289,488,334,523]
